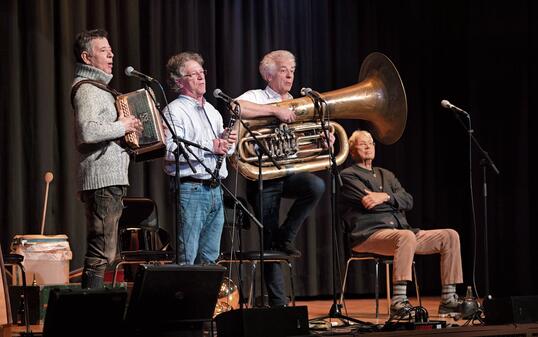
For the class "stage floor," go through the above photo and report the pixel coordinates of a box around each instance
[3,296,538,336]
[298,296,538,336]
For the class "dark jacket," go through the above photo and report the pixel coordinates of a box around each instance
[339,164,418,248]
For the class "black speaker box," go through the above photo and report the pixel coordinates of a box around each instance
[9,285,40,325]
[125,264,225,336]
[215,306,309,337]
[42,287,127,337]
[484,295,538,324]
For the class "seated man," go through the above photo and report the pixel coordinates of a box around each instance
[339,129,463,316]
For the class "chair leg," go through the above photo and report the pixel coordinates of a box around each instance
[17,263,30,328]
[112,261,123,287]
[385,262,391,315]
[374,259,379,318]
[339,258,353,315]
[412,262,421,307]
[249,262,257,308]
[287,261,295,306]
[16,263,26,288]
[236,262,250,308]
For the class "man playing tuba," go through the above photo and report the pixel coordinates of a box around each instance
[236,50,333,307]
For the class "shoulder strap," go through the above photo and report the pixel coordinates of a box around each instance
[70,79,122,109]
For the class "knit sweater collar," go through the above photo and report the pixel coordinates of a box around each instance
[74,63,113,84]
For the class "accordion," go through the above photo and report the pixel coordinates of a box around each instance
[116,89,166,161]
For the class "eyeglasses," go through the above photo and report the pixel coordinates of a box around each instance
[356,141,375,148]
[181,69,207,78]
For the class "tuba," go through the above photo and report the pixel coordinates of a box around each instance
[213,277,239,317]
[233,52,408,180]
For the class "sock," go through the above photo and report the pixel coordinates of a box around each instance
[392,281,408,304]
[441,284,457,302]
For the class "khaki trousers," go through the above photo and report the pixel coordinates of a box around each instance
[353,228,463,285]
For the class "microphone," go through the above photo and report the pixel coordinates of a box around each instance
[301,87,323,100]
[124,66,156,82]
[300,87,313,96]
[441,99,470,117]
[213,89,236,104]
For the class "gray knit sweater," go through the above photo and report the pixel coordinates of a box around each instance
[72,63,129,191]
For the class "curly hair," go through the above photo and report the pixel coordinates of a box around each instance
[259,50,296,82]
[73,29,108,63]
[166,52,204,93]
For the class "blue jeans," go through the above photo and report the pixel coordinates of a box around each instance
[177,182,224,264]
[80,185,127,289]
[247,172,325,306]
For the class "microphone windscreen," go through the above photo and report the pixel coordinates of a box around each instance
[213,88,222,98]
[440,100,451,108]
[124,66,134,76]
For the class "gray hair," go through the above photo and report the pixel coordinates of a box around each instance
[166,52,204,92]
[259,50,296,82]
[73,29,108,63]
[348,129,373,147]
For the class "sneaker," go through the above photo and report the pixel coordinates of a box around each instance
[276,241,301,257]
[390,300,414,319]
[438,294,462,317]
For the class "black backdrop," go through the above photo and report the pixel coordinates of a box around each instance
[1,0,537,299]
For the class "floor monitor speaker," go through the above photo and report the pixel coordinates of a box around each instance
[484,295,538,324]
[125,264,225,335]
[42,287,127,337]
[215,306,309,337]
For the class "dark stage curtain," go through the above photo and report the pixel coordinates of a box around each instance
[1,0,537,299]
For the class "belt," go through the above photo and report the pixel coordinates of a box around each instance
[180,177,220,188]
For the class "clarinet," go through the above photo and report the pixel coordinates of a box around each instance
[210,114,237,186]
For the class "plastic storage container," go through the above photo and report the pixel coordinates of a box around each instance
[11,234,72,285]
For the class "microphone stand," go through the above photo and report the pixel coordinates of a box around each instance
[223,103,247,310]
[452,109,499,301]
[307,93,367,326]
[233,107,281,308]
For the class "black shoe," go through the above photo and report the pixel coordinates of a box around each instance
[254,295,288,308]
[276,241,301,257]
[271,304,288,308]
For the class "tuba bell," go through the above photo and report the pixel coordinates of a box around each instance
[213,277,239,317]
[233,52,407,181]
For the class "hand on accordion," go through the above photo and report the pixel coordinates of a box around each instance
[119,114,144,135]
